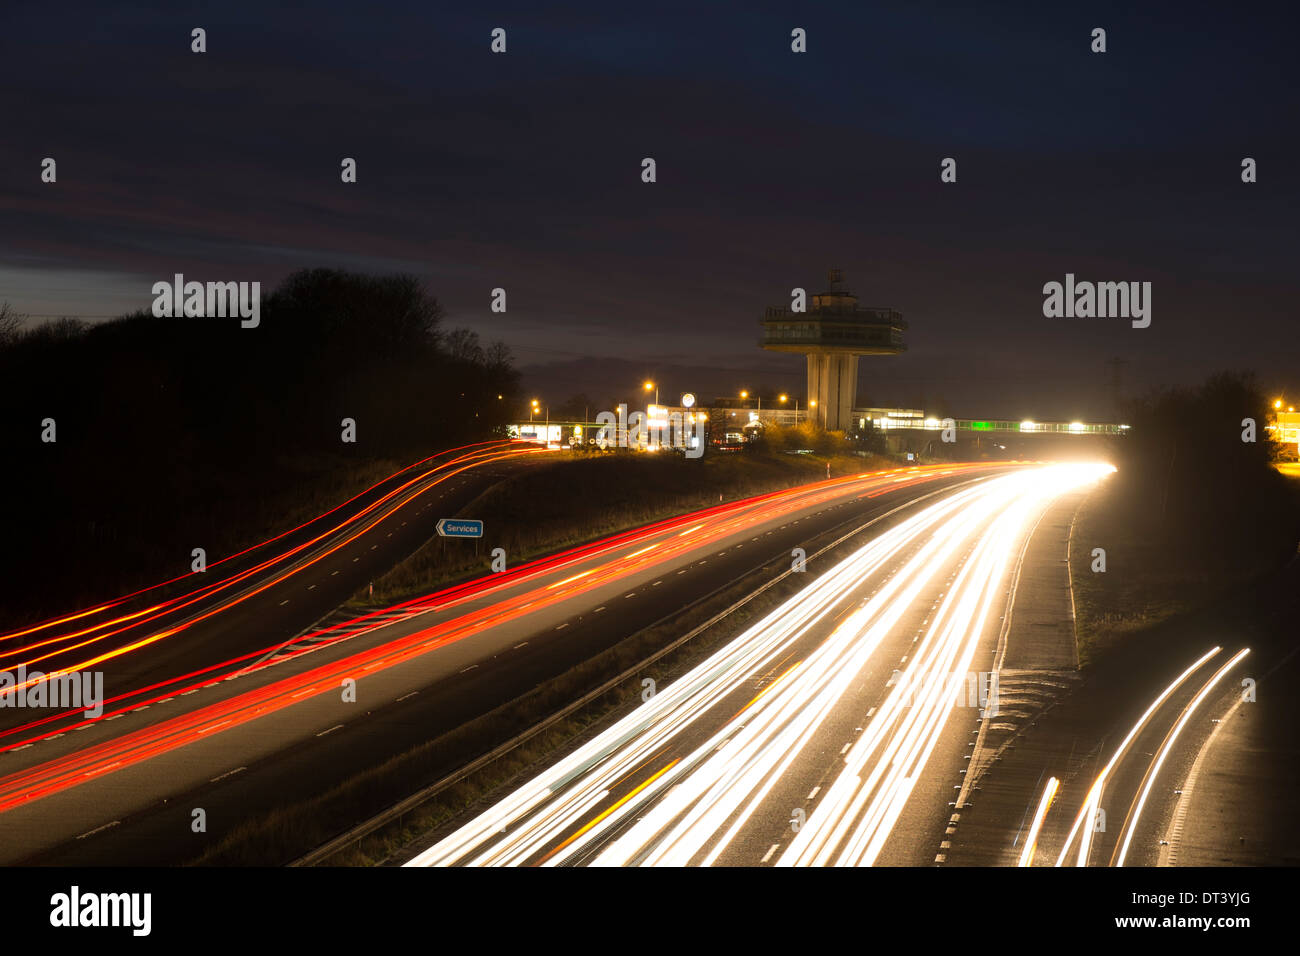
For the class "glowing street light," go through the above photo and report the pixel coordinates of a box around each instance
[643,380,659,404]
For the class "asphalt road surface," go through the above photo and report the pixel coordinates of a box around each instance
[0,439,551,738]
[404,464,1113,866]
[0,461,1012,863]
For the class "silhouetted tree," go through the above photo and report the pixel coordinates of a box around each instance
[0,268,520,627]
[1110,371,1298,570]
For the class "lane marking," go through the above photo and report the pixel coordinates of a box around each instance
[76,821,120,840]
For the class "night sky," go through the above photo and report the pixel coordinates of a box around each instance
[2,1,1296,421]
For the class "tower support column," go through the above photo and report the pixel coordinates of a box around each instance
[807,351,859,430]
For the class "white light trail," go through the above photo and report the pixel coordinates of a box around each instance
[406,463,1113,867]
[1114,647,1249,866]
[1054,645,1221,867]
[1018,776,1060,867]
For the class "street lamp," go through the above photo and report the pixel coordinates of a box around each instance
[644,380,658,404]
[530,399,540,422]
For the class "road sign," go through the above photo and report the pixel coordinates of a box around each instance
[436,518,483,538]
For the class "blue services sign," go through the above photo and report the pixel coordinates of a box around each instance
[437,518,483,538]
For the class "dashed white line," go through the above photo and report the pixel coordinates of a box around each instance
[76,820,120,840]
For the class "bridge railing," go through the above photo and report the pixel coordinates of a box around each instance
[873,419,1129,435]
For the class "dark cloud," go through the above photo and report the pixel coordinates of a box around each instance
[1,0,1296,420]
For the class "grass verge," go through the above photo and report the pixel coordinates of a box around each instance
[354,448,894,608]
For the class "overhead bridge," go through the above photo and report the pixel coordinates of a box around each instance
[872,418,1130,436]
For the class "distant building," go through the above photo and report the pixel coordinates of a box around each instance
[1270,409,1300,456]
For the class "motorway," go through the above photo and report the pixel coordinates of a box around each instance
[933,573,1269,869]
[0,460,1016,863]
[405,464,1114,866]
[0,439,550,738]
